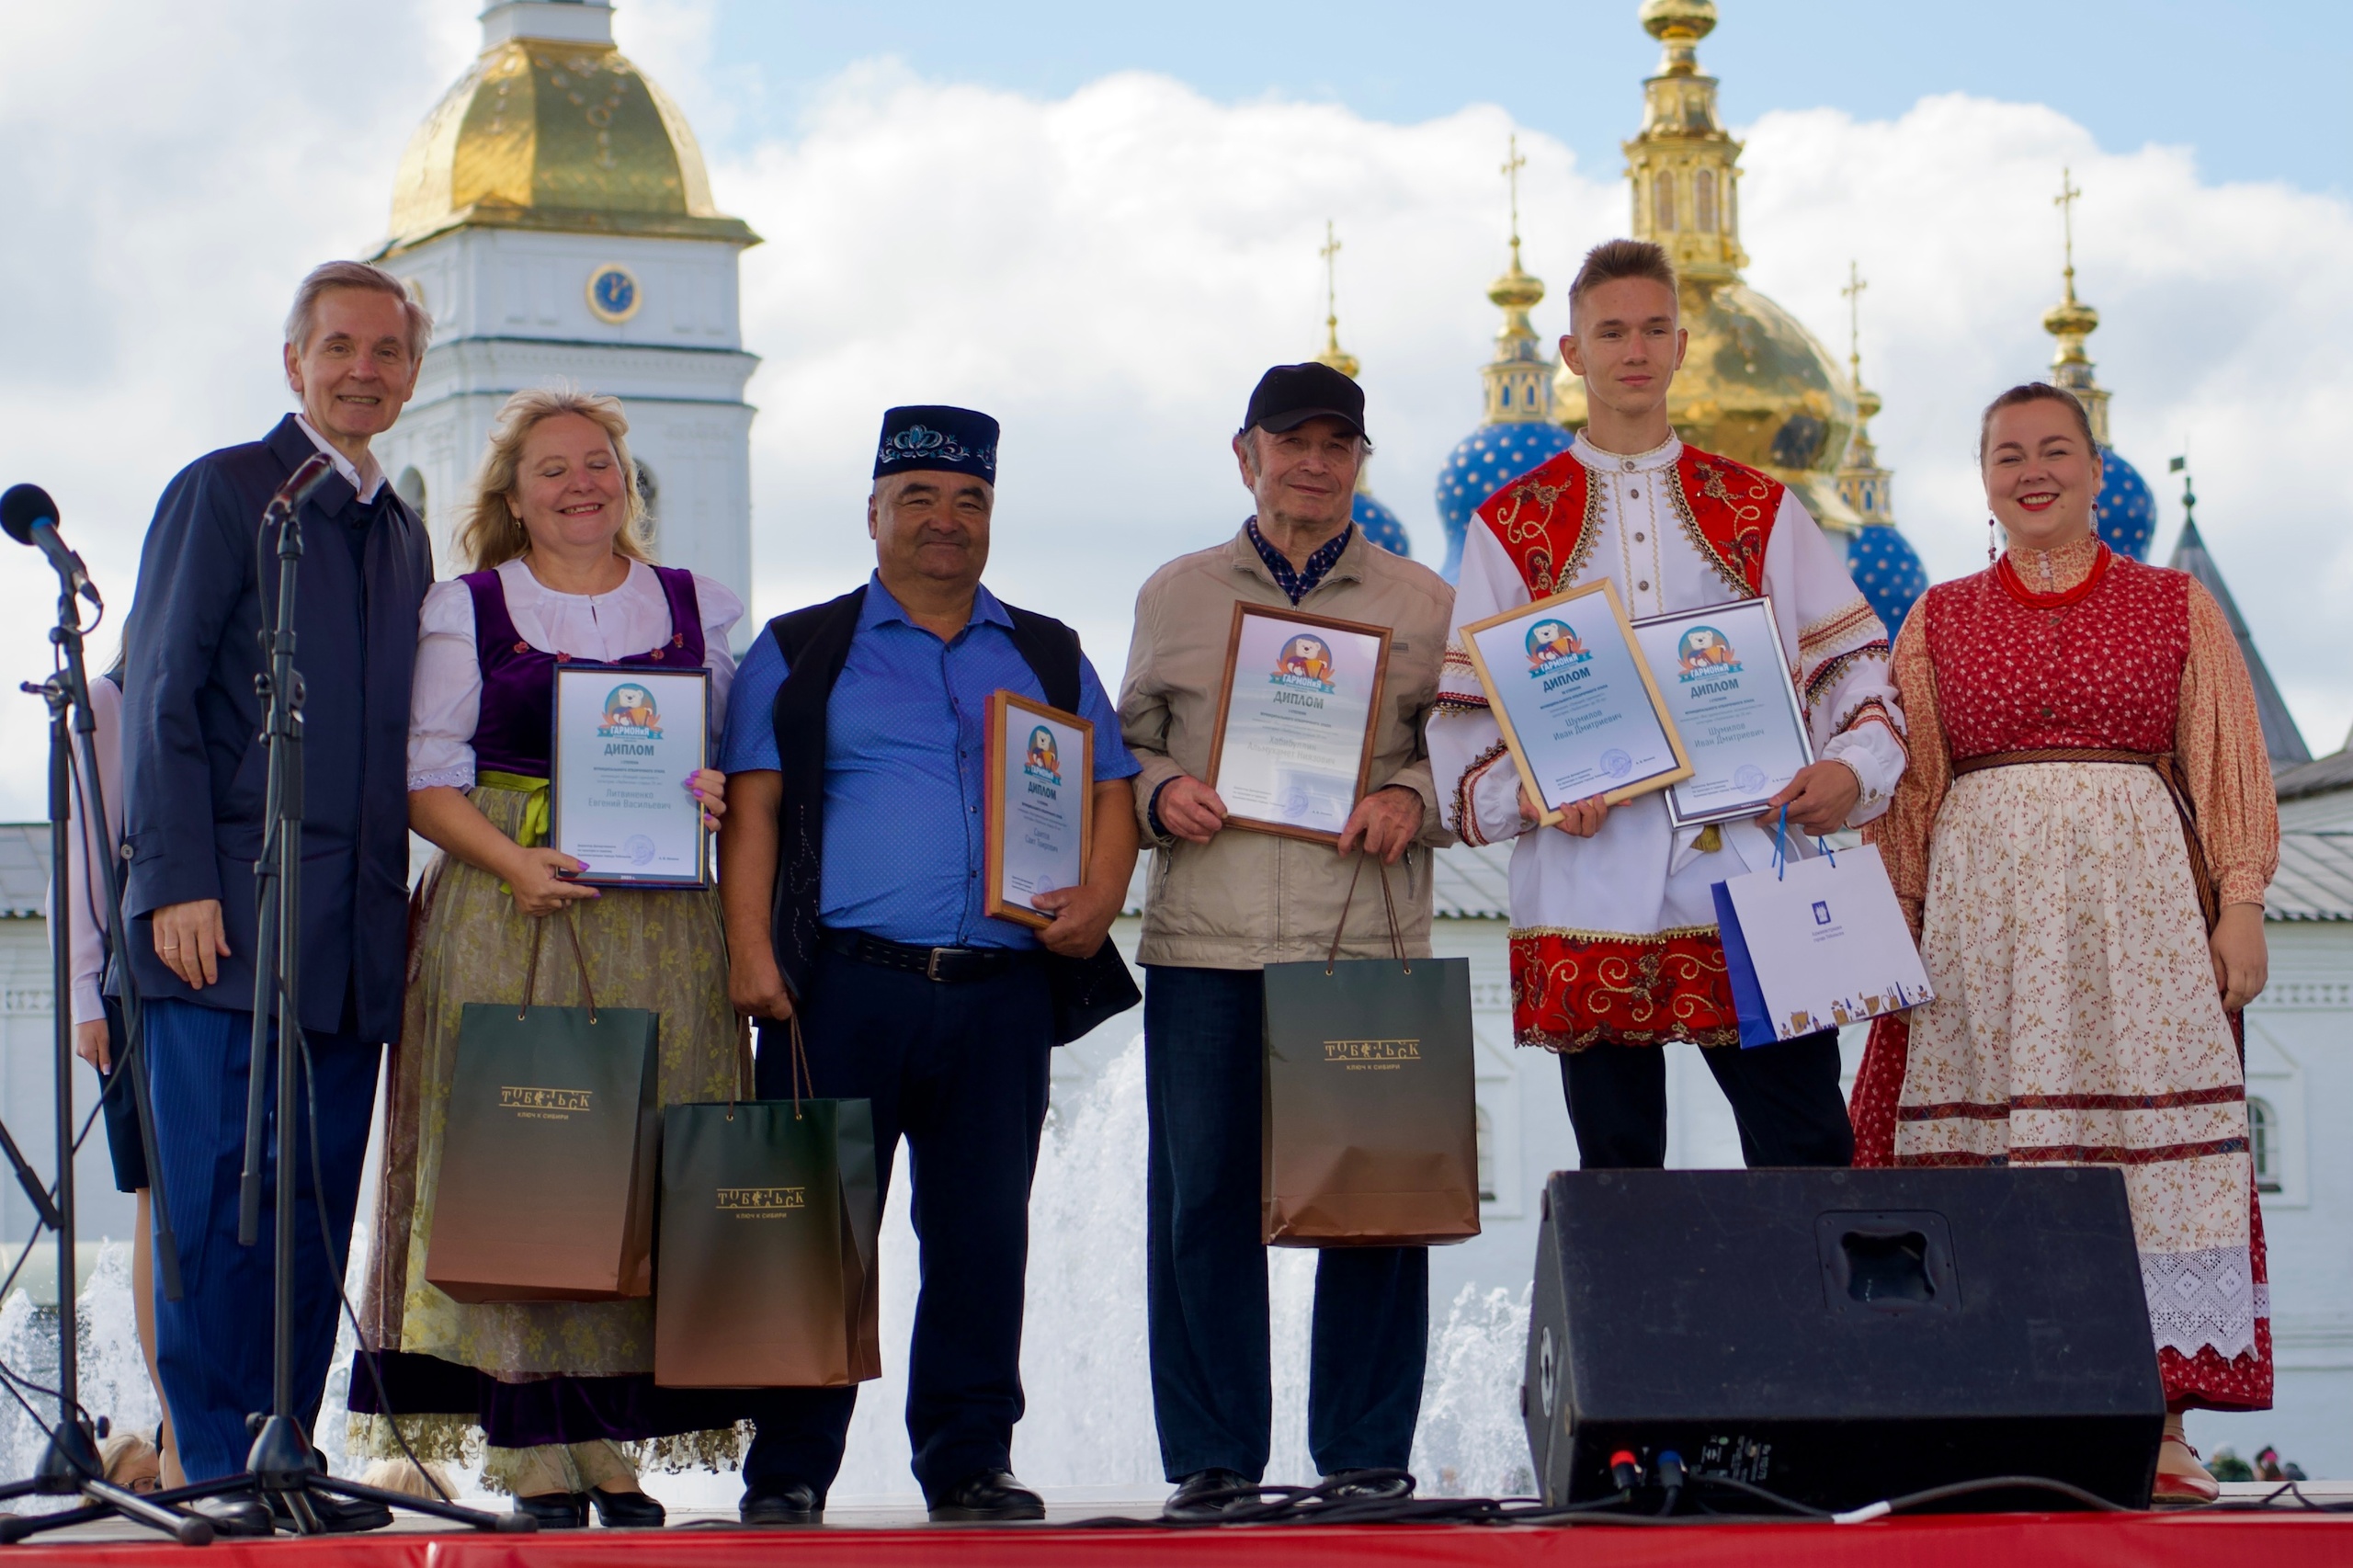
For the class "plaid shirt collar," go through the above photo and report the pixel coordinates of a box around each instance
[1245,517,1353,605]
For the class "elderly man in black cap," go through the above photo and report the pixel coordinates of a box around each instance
[1117,364,1456,1516]
[720,405,1142,1524]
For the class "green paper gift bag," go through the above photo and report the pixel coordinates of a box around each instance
[1262,858,1481,1247]
[654,1021,882,1388]
[425,914,661,1303]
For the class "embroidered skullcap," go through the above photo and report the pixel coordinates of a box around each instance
[873,405,998,483]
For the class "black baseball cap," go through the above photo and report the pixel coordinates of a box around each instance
[1239,362,1369,442]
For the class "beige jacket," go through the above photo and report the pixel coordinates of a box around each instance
[1119,524,1457,969]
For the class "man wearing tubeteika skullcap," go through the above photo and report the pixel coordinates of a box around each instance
[720,405,1142,1524]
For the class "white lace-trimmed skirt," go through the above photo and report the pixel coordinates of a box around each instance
[1894,762,2260,1363]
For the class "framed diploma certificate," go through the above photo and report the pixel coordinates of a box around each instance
[1631,597,1815,828]
[1205,602,1391,844]
[550,664,710,888]
[985,690,1094,929]
[1459,579,1690,823]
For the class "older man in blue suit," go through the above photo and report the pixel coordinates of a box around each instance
[120,261,433,1530]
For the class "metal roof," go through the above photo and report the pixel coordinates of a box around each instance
[0,825,48,919]
[2169,519,2310,767]
[2268,831,2353,922]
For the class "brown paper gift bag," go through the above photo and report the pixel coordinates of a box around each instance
[654,1019,881,1388]
[425,912,661,1302]
[1261,857,1481,1247]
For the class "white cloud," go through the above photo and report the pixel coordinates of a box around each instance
[0,5,2346,827]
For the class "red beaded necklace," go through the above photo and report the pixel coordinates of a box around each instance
[1995,539,2111,609]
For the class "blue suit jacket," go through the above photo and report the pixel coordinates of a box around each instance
[120,415,431,1041]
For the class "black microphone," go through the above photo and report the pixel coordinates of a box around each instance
[266,452,336,522]
[0,483,101,610]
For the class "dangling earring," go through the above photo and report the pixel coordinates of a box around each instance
[1986,517,1997,565]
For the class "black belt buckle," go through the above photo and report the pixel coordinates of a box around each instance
[926,947,950,983]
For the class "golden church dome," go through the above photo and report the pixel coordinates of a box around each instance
[1555,2,1859,529]
[377,24,756,258]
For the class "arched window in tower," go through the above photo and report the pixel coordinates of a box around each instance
[633,460,659,553]
[1693,168,1718,234]
[1653,169,1677,233]
[2247,1097,2281,1193]
[1474,1105,1496,1204]
[394,466,426,525]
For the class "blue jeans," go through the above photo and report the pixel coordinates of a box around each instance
[142,997,379,1482]
[741,944,1055,1504]
[1143,964,1427,1483]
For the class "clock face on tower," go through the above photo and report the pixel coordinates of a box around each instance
[586,264,642,324]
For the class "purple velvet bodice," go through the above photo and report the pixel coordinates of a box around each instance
[463,564,705,778]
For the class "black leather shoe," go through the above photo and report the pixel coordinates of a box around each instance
[589,1486,666,1528]
[1164,1468,1256,1520]
[928,1470,1045,1522]
[294,1494,394,1534]
[189,1495,273,1537]
[513,1491,588,1529]
[1322,1468,1415,1503]
[740,1479,823,1527]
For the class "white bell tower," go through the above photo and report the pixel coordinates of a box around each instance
[368,0,759,608]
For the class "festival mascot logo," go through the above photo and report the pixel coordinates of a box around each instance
[1676,625,1741,675]
[1271,633,1338,693]
[1524,619,1589,675]
[1023,724,1063,786]
[598,682,663,738]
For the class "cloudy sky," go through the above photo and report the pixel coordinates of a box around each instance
[0,0,2347,823]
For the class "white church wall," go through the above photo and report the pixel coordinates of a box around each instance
[373,225,759,605]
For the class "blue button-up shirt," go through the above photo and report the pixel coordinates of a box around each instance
[722,574,1140,949]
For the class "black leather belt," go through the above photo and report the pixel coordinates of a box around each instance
[817,927,1031,983]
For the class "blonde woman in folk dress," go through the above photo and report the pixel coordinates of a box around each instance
[350,389,752,1528]
[1850,383,2276,1505]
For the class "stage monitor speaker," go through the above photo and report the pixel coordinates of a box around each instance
[1522,1167,2163,1512]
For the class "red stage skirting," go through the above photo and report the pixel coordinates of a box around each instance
[5,1515,2352,1567]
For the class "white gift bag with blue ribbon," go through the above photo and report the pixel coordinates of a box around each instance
[1710,811,1934,1048]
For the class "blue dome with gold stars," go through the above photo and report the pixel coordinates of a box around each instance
[1437,423,1573,582]
[1353,490,1413,557]
[2094,446,2156,560]
[1847,526,1928,637]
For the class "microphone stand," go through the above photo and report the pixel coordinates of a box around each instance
[0,551,207,1543]
[132,467,519,1538]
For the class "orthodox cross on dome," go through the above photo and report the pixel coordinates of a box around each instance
[1502,133,1528,269]
[1481,135,1551,426]
[1836,258,1893,526]
[1841,261,1868,389]
[2040,165,2109,445]
[2055,168,2083,293]
[1308,217,1364,376]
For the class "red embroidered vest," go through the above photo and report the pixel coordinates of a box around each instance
[1920,554,2190,759]
[1474,445,1781,600]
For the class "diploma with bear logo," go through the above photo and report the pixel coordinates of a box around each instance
[1205,603,1392,845]
[1460,579,1690,824]
[1630,596,1815,829]
[551,664,711,888]
[985,690,1095,929]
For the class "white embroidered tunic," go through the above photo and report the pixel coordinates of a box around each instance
[1427,433,1906,1049]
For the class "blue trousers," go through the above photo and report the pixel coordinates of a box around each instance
[1142,965,1427,1483]
[741,944,1054,1504]
[142,998,379,1481]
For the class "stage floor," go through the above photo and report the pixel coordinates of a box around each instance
[2,1487,2351,1565]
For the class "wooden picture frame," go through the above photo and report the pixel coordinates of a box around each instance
[549,663,711,889]
[1204,601,1392,846]
[983,689,1096,930]
[1458,579,1691,826]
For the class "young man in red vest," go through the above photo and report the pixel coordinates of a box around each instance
[1427,239,1907,1168]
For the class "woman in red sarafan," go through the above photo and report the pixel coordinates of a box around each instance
[1850,383,2277,1505]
